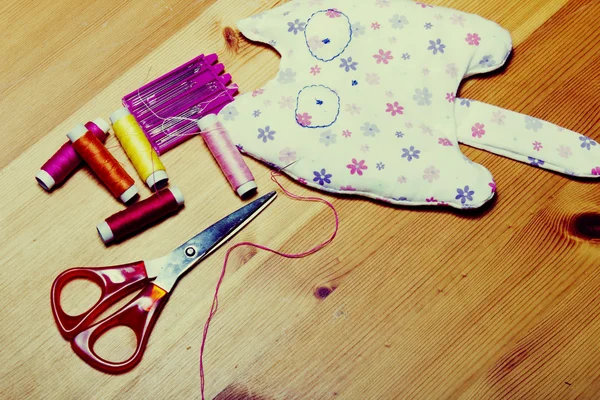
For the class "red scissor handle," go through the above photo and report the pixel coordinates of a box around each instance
[71,283,170,374]
[51,261,148,340]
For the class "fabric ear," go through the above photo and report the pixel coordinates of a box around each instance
[454,99,600,178]
[461,15,513,78]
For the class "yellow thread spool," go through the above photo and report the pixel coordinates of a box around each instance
[110,107,168,189]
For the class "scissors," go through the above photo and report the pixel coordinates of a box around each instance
[51,191,277,374]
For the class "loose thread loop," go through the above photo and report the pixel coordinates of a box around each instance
[199,171,339,400]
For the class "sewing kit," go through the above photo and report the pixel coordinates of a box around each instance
[39,1,599,398]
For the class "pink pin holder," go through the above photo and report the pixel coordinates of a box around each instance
[121,53,256,198]
[122,53,238,154]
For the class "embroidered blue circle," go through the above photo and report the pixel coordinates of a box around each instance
[295,85,341,129]
[304,10,353,62]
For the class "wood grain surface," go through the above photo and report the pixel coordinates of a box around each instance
[1,0,599,398]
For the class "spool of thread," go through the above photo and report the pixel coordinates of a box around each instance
[67,124,138,203]
[110,107,168,190]
[96,186,185,244]
[36,119,111,191]
[197,114,256,197]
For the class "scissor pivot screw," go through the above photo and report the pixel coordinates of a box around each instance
[185,247,196,257]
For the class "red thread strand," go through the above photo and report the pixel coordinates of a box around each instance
[199,171,339,399]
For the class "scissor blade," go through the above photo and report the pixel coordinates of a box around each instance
[154,191,277,291]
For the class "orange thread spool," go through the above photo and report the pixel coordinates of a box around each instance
[68,124,138,203]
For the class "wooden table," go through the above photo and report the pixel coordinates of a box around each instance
[1,0,599,398]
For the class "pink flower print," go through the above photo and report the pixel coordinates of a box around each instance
[446,63,459,78]
[386,102,404,116]
[489,181,497,193]
[342,130,352,138]
[405,122,413,129]
[465,33,481,46]
[340,185,357,191]
[592,167,600,176]
[533,141,543,151]
[252,89,264,97]
[326,8,342,18]
[371,22,381,30]
[491,110,506,125]
[366,73,380,85]
[471,123,486,138]
[416,2,433,7]
[310,65,321,75]
[296,112,312,126]
[420,124,433,136]
[438,137,453,146]
[375,0,391,7]
[374,49,394,64]
[278,147,297,164]
[423,166,440,183]
[385,91,394,98]
[422,67,430,76]
[298,178,307,185]
[446,92,456,103]
[347,158,368,176]
[557,145,572,159]
[307,35,324,50]
[397,176,407,184]
[426,197,438,203]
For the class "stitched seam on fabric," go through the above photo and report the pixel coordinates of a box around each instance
[294,85,341,129]
[304,9,353,62]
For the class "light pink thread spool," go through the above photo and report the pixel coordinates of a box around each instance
[197,114,256,197]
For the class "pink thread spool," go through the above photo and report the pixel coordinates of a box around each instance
[97,186,185,244]
[197,115,256,197]
[36,118,110,191]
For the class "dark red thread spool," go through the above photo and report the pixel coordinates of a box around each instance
[96,186,185,244]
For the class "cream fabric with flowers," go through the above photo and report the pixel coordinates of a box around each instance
[215,0,598,209]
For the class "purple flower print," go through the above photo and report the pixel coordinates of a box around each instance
[533,141,543,151]
[479,55,495,68]
[375,0,391,7]
[287,19,306,35]
[438,137,453,146]
[352,22,366,36]
[579,136,597,150]
[528,157,545,167]
[427,39,446,54]
[557,145,573,159]
[346,104,361,115]
[402,53,411,60]
[465,33,480,46]
[361,122,380,137]
[310,65,321,75]
[446,92,456,103]
[257,126,276,142]
[253,110,261,118]
[374,49,394,64]
[525,116,543,132]
[313,169,332,186]
[326,8,342,18]
[455,186,474,204]
[402,146,421,161]
[279,147,297,164]
[414,88,433,106]
[278,68,296,84]
[319,130,337,146]
[347,158,368,175]
[390,14,409,29]
[386,102,404,116]
[471,123,486,138]
[423,166,440,183]
[460,99,471,107]
[451,14,466,27]
[396,131,404,138]
[592,167,600,176]
[424,22,433,29]
[340,57,358,72]
[296,112,312,126]
[222,106,238,121]
[376,162,385,170]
